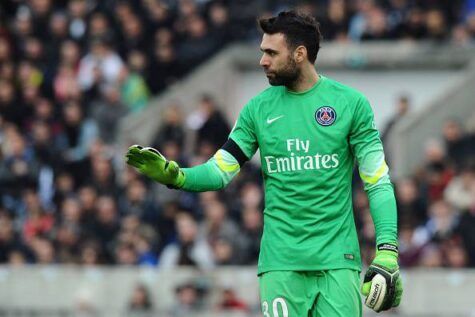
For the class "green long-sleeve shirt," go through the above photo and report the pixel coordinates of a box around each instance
[183,75,397,274]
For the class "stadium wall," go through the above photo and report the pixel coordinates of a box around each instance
[0,267,474,317]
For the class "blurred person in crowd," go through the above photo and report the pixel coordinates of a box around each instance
[30,97,63,137]
[442,119,472,169]
[77,36,124,96]
[126,10,402,315]
[59,40,81,70]
[118,13,147,57]
[154,27,174,48]
[361,6,395,40]
[22,36,45,67]
[120,213,159,250]
[444,166,475,211]
[456,201,475,266]
[413,200,459,246]
[0,79,27,128]
[0,210,29,263]
[160,212,214,269]
[120,51,150,113]
[155,201,180,250]
[143,0,174,30]
[67,0,89,42]
[200,199,240,247]
[90,84,128,144]
[128,284,154,314]
[87,12,115,46]
[46,11,69,64]
[169,282,206,317]
[79,240,102,265]
[381,94,410,146]
[237,206,263,264]
[85,195,120,263]
[206,2,233,47]
[30,236,56,264]
[217,287,249,312]
[55,196,83,263]
[395,177,427,227]
[451,24,473,46]
[0,61,15,82]
[417,139,454,203]
[118,178,159,224]
[153,104,186,150]
[348,0,376,41]
[12,9,34,43]
[466,12,475,37]
[134,232,159,266]
[21,189,53,243]
[78,184,98,216]
[418,243,443,267]
[425,9,448,41]
[0,37,13,63]
[30,119,63,171]
[320,0,349,41]
[53,62,82,103]
[61,101,98,183]
[441,237,469,268]
[398,224,425,267]
[115,242,137,265]
[177,14,219,70]
[88,154,117,197]
[212,236,239,265]
[148,42,181,94]
[52,171,75,208]
[187,94,230,155]
[396,7,427,39]
[8,249,27,266]
[0,131,41,208]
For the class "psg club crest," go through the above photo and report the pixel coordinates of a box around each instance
[315,106,336,126]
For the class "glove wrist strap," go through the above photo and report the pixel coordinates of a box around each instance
[377,243,398,255]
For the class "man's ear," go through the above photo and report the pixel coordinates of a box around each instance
[294,45,307,63]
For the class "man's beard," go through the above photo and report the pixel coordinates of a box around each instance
[266,57,300,87]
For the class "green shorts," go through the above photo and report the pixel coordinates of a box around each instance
[259,269,362,317]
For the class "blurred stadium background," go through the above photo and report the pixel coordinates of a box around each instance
[0,0,475,316]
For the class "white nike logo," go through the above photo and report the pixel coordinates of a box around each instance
[267,115,284,124]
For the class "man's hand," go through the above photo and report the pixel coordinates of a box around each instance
[125,145,185,188]
[361,244,403,313]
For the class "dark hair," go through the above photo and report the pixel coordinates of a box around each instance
[258,11,321,64]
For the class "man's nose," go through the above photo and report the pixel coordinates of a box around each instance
[260,55,269,67]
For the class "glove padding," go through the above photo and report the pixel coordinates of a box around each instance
[361,244,403,313]
[125,145,185,188]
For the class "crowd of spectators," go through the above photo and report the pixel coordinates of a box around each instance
[0,0,475,272]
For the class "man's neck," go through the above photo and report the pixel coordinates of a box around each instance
[287,67,319,92]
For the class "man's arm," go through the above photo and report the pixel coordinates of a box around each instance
[126,100,258,192]
[349,95,402,312]
[180,138,249,192]
[349,95,397,245]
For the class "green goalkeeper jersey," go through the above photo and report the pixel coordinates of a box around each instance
[229,75,393,274]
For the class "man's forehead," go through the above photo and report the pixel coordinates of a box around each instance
[260,33,287,49]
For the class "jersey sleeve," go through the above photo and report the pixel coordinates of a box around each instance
[349,95,398,246]
[228,99,259,160]
[349,95,390,189]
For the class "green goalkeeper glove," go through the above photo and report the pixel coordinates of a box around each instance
[125,145,185,188]
[361,243,403,313]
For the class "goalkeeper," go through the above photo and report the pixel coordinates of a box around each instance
[126,10,402,317]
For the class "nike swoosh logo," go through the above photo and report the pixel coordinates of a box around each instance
[267,115,284,124]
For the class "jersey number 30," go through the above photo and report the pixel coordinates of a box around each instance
[262,297,289,317]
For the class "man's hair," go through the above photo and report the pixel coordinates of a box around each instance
[258,11,321,64]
